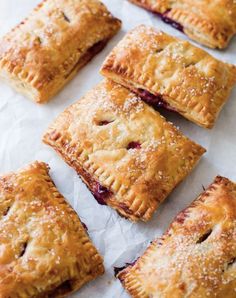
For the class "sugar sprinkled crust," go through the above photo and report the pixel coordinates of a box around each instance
[0,0,121,103]
[129,0,236,49]
[100,25,236,129]
[118,176,236,297]
[0,161,104,297]
[43,79,205,222]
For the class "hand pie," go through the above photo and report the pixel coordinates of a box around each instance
[0,161,104,297]
[43,79,205,222]
[100,25,236,129]
[118,176,236,298]
[0,0,121,103]
[128,0,236,49]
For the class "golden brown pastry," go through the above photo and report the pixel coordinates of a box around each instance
[118,176,236,298]
[129,0,236,49]
[100,25,236,129]
[43,79,205,222]
[0,161,104,297]
[0,0,121,103]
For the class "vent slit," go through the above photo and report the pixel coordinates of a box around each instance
[62,12,70,23]
[155,48,163,54]
[19,242,28,258]
[196,229,212,244]
[227,258,236,268]
[3,206,11,216]
[97,120,114,126]
[127,142,141,150]
[36,36,42,44]
[185,62,196,68]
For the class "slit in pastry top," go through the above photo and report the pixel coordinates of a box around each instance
[0,0,121,103]
[118,175,236,297]
[43,79,206,222]
[0,161,104,297]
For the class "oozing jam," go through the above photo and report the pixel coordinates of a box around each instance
[137,89,177,113]
[156,10,184,33]
[114,260,137,277]
[65,39,107,79]
[81,222,88,231]
[98,120,111,126]
[92,182,111,206]
[127,141,141,150]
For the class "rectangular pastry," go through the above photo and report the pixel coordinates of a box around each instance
[129,0,236,49]
[100,25,236,129]
[0,161,104,297]
[118,176,236,298]
[43,79,205,222]
[0,0,121,103]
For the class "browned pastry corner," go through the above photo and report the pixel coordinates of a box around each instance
[0,0,121,103]
[118,176,236,298]
[43,79,206,222]
[129,0,236,49]
[100,25,236,129]
[0,161,104,297]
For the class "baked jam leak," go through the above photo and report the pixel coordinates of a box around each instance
[92,182,111,206]
[114,260,137,277]
[156,10,184,32]
[127,141,141,150]
[98,120,111,126]
[81,222,88,231]
[137,89,177,113]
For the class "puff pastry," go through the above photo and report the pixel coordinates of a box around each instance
[0,0,121,103]
[118,176,236,298]
[100,25,236,129]
[43,79,205,222]
[128,0,236,49]
[0,161,104,297]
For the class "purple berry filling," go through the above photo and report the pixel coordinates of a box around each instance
[92,182,111,206]
[156,10,184,33]
[127,141,141,150]
[98,120,111,126]
[137,89,177,113]
[81,222,88,231]
[114,260,137,277]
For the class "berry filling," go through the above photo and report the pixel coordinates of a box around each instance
[65,39,107,78]
[92,182,111,206]
[137,89,177,113]
[98,120,111,126]
[81,222,88,231]
[114,260,137,277]
[156,10,184,32]
[127,141,141,150]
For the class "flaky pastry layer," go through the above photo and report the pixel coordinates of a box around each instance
[43,79,205,222]
[129,0,236,49]
[100,25,236,128]
[0,161,104,297]
[118,176,236,298]
[0,0,121,103]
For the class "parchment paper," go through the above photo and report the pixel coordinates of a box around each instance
[0,1,236,297]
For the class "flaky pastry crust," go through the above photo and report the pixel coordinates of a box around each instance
[129,0,236,49]
[43,79,205,222]
[0,161,104,297]
[100,25,236,129]
[0,0,121,103]
[118,176,236,298]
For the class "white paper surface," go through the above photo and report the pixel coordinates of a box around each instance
[0,1,236,297]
